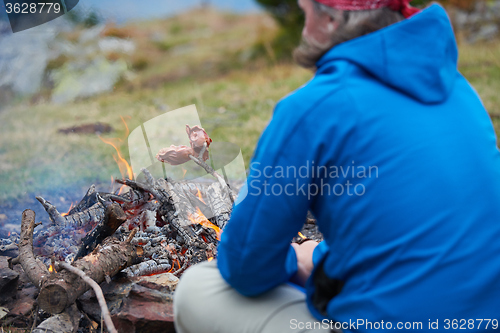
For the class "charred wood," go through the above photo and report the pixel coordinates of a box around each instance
[68,185,98,215]
[122,259,172,278]
[35,197,66,226]
[172,250,191,277]
[36,196,105,228]
[74,203,127,261]
[120,188,152,211]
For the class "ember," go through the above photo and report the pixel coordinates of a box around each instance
[61,202,75,217]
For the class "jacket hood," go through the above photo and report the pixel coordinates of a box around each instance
[316,4,458,103]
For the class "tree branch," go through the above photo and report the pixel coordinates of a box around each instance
[18,209,49,288]
[57,262,117,333]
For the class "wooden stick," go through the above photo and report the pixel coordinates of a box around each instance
[57,262,117,333]
[36,196,106,228]
[18,210,49,288]
[188,154,235,203]
[198,141,208,160]
[35,197,66,226]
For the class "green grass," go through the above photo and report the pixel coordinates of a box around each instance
[0,9,499,203]
[458,38,500,138]
[458,39,500,114]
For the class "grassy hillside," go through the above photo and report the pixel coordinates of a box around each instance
[0,8,499,204]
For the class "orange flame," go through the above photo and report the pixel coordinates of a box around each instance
[61,202,75,217]
[207,257,214,262]
[196,188,206,204]
[99,116,134,194]
[100,136,134,180]
[162,243,181,271]
[49,264,56,273]
[121,116,130,138]
[7,232,11,237]
[298,232,306,240]
[188,207,221,240]
[182,168,187,179]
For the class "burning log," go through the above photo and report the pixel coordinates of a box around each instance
[121,187,152,211]
[36,196,105,228]
[74,203,127,261]
[118,168,230,251]
[37,237,143,314]
[68,184,98,215]
[35,189,130,229]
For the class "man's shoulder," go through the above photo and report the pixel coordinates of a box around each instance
[274,71,356,125]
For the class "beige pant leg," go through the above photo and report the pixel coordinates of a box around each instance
[174,261,338,333]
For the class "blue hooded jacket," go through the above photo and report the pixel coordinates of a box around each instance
[217,4,500,331]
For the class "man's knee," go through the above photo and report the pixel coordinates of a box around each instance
[177,260,219,288]
[175,261,220,310]
[174,261,222,333]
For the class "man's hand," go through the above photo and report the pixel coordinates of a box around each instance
[291,240,318,287]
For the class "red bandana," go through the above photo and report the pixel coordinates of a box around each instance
[315,0,421,18]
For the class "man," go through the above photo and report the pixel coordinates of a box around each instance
[174,0,500,332]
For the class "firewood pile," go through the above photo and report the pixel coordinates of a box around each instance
[33,166,233,274]
[0,124,322,332]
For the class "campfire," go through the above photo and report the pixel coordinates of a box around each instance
[0,123,321,332]
[0,124,235,332]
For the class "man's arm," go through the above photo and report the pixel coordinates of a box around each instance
[216,99,324,296]
[216,87,354,296]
